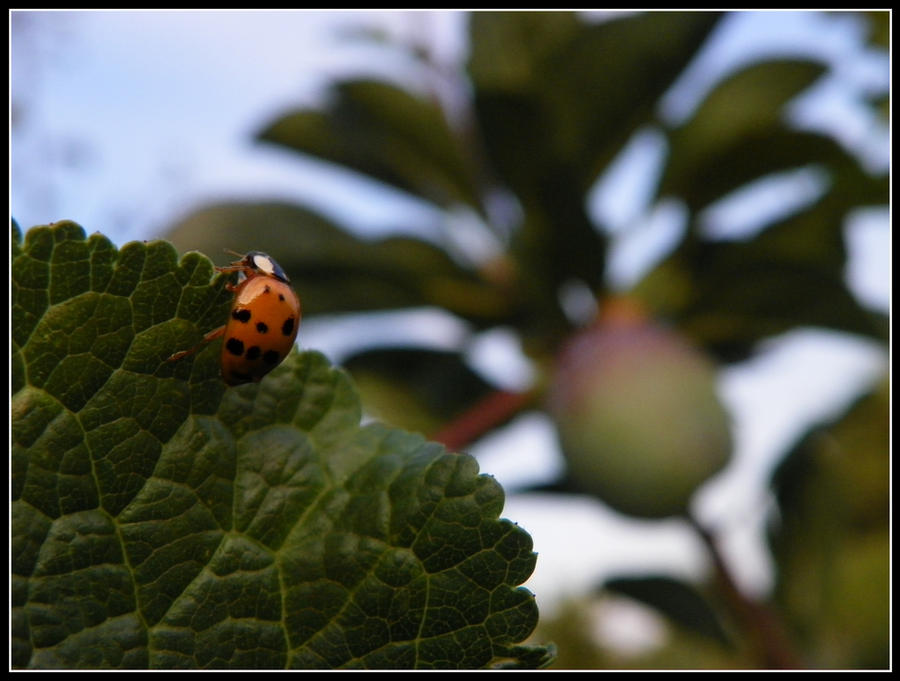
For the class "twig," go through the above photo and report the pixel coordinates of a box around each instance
[687,514,802,669]
[431,389,536,452]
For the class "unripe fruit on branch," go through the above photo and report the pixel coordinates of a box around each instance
[547,301,732,518]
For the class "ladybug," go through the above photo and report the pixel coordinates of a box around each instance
[167,250,301,385]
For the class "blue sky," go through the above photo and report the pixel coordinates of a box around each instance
[10,9,889,643]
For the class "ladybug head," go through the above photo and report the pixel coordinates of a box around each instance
[241,251,290,283]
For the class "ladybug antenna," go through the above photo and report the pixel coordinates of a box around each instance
[223,248,244,259]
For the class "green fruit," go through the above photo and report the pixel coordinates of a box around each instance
[547,314,732,518]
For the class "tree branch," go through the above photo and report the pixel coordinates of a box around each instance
[431,389,537,451]
[687,515,802,669]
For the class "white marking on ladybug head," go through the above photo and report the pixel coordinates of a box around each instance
[252,253,276,275]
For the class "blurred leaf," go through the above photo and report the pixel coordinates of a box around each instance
[467,11,581,91]
[542,12,724,184]
[633,193,888,361]
[654,47,888,354]
[466,90,610,303]
[343,347,495,437]
[768,376,889,668]
[636,51,888,361]
[468,12,721,329]
[491,642,559,669]
[604,576,732,647]
[533,594,751,669]
[863,10,889,49]
[529,598,612,669]
[646,257,886,363]
[662,129,875,215]
[471,12,723,190]
[869,91,889,124]
[258,80,484,212]
[12,222,550,669]
[509,180,607,330]
[165,201,519,326]
[771,375,889,548]
[659,59,827,211]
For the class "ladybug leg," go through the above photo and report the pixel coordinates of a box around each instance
[215,264,251,292]
[166,325,225,362]
[215,264,251,275]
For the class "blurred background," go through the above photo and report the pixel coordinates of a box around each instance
[10,10,889,669]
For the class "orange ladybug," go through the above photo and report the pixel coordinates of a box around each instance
[168,251,300,385]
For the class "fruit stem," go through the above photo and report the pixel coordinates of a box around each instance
[687,514,801,669]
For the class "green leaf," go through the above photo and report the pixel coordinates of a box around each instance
[662,129,865,215]
[604,575,732,647]
[657,55,887,223]
[659,60,835,208]
[863,10,889,49]
[768,376,889,668]
[491,642,559,669]
[258,80,484,212]
[633,193,888,361]
[471,12,723,192]
[633,50,888,362]
[165,201,519,327]
[11,222,550,669]
[468,12,721,315]
[467,11,581,92]
[507,179,608,320]
[542,12,723,184]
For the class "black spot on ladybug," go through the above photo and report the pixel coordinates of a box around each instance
[246,346,262,361]
[278,293,285,301]
[264,285,271,294]
[256,321,268,333]
[232,308,252,323]
[282,317,295,336]
[263,350,281,365]
[226,337,244,356]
